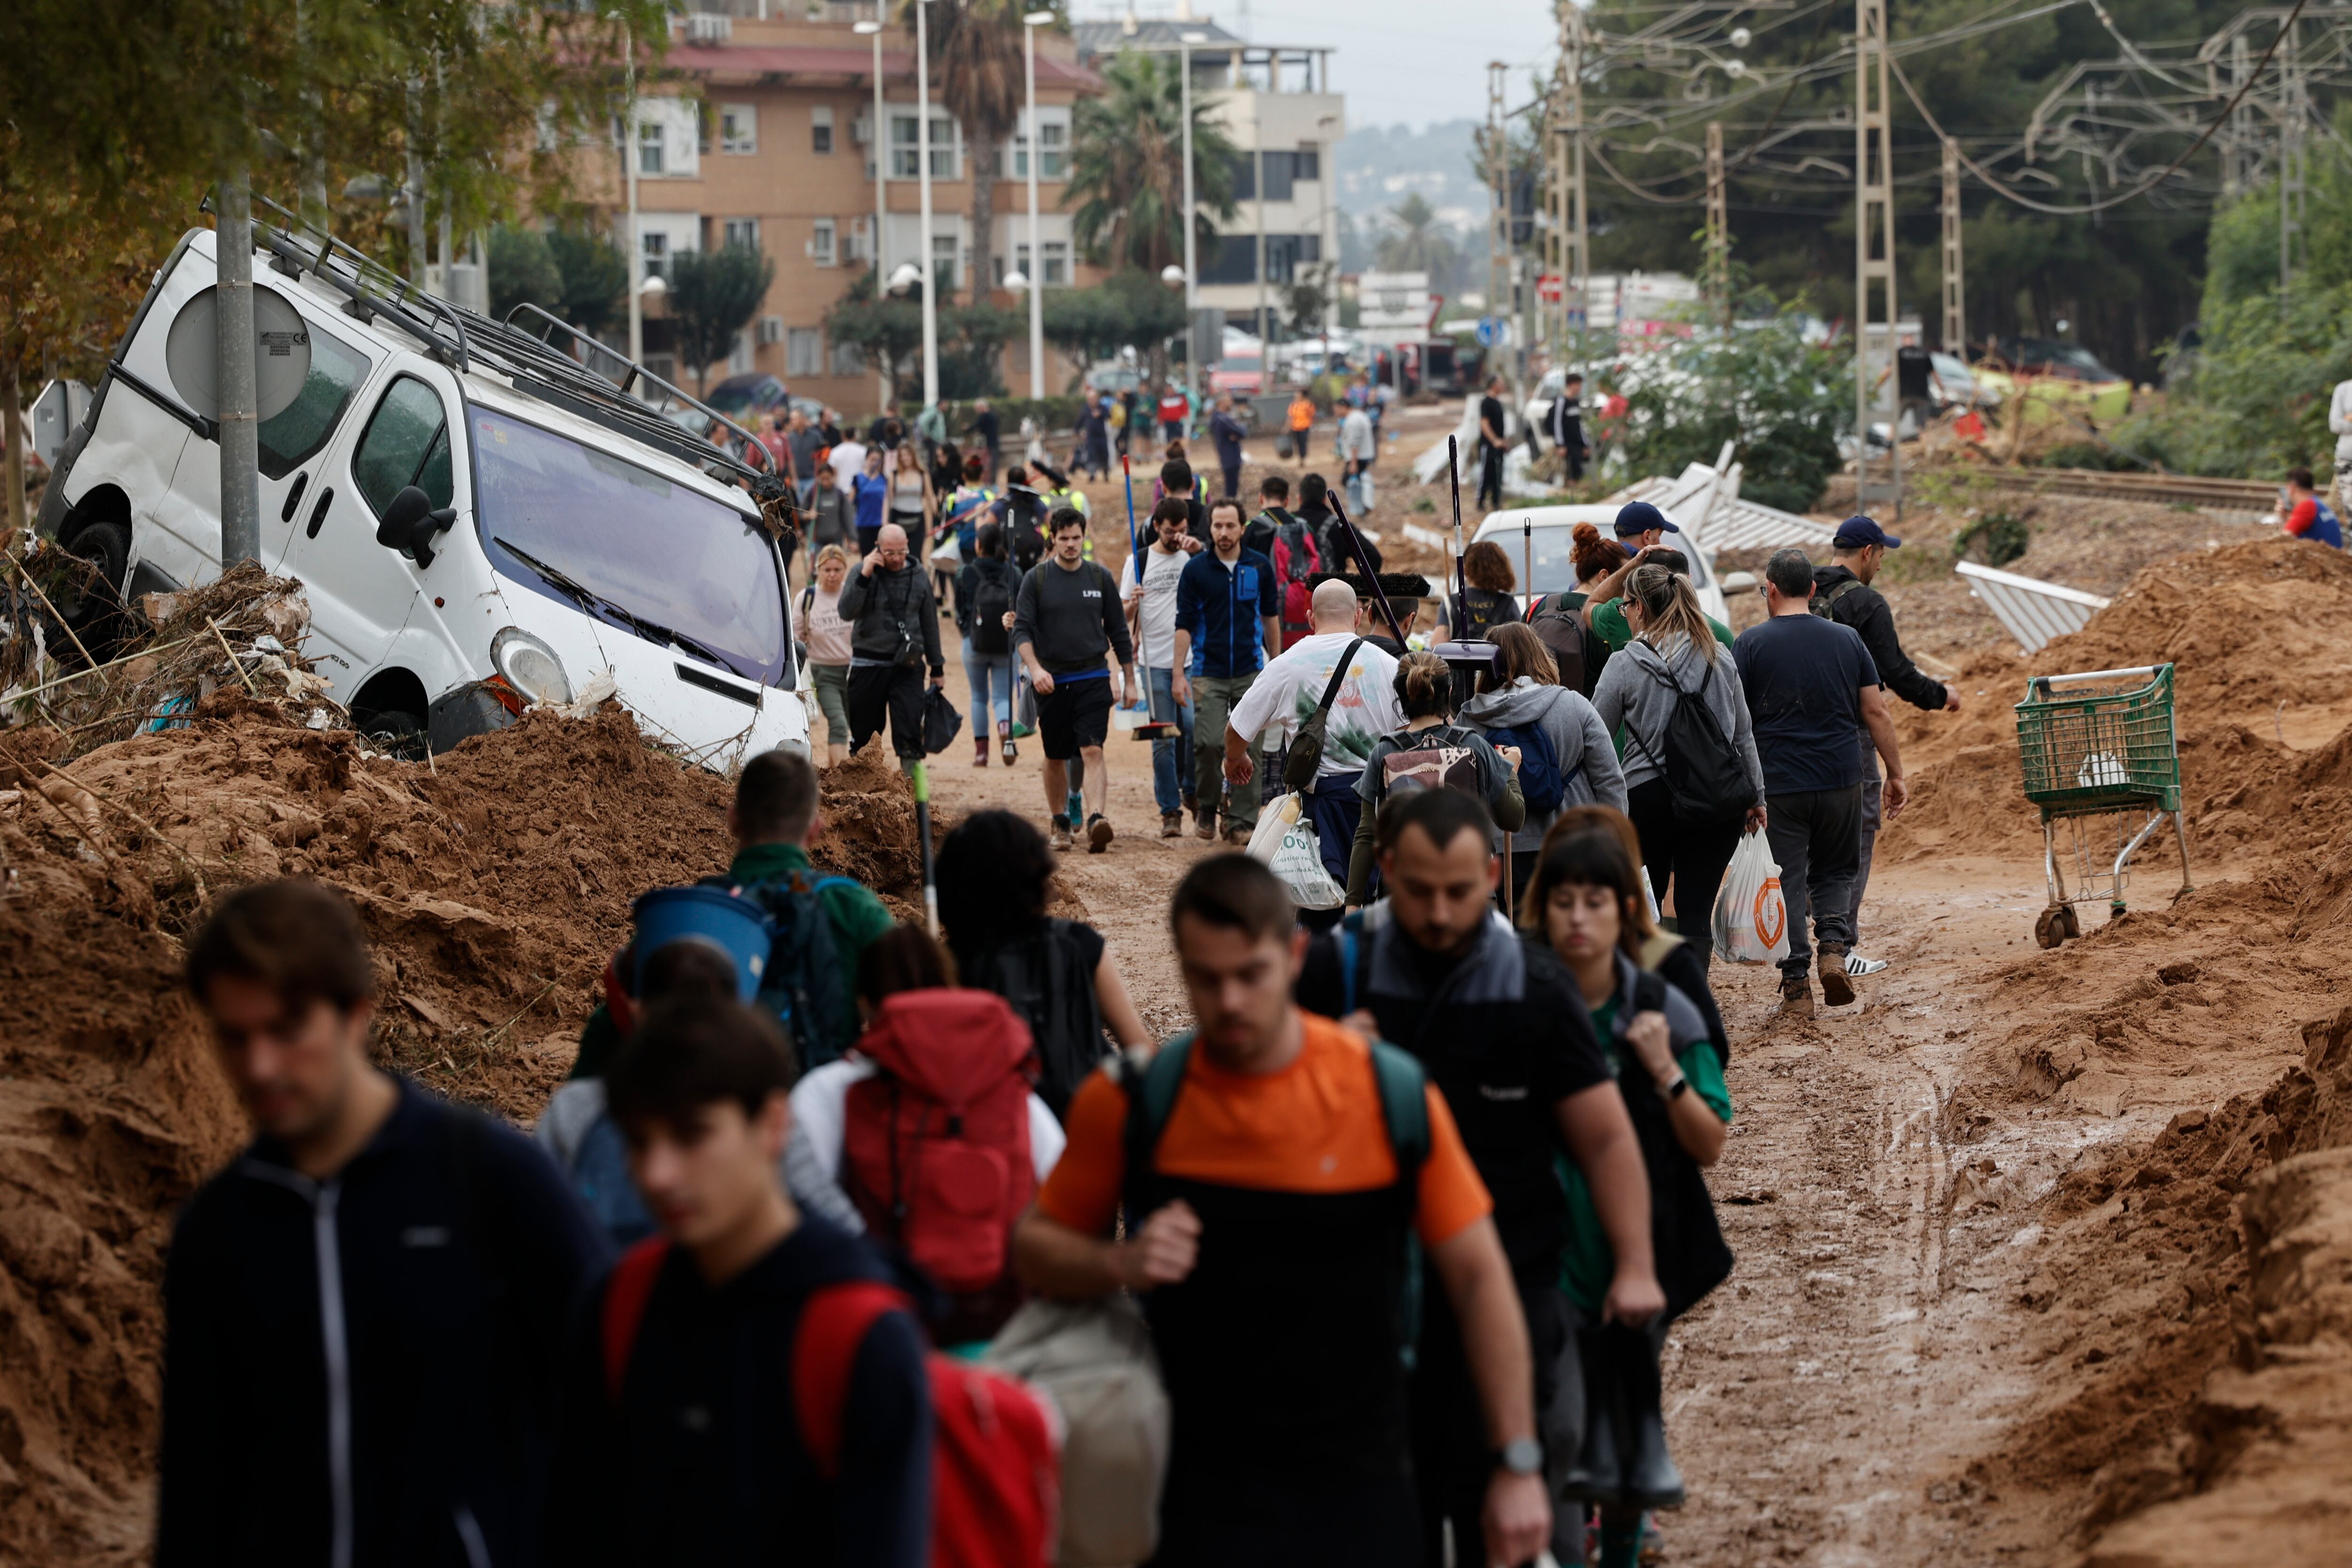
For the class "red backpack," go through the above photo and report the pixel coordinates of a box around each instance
[1271,516,1322,641]
[602,1240,1060,1568]
[841,990,1037,1341]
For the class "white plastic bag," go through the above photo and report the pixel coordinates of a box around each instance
[1711,829,1789,965]
[1246,795,1346,910]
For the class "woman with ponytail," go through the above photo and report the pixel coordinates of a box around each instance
[1344,650,1527,907]
[1589,564,1765,964]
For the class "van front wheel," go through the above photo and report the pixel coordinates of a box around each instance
[58,519,132,650]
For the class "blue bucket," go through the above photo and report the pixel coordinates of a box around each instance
[628,886,774,1003]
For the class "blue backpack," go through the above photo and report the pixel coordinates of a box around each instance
[571,1105,655,1245]
[722,869,862,1067]
[1481,716,1570,816]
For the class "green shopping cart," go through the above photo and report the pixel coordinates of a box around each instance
[2012,663,2193,948]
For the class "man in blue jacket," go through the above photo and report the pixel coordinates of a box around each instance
[159,880,608,1568]
[1173,497,1280,843]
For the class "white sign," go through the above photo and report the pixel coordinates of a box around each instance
[1358,270,1431,329]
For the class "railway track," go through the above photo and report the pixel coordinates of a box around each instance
[1951,465,2276,513]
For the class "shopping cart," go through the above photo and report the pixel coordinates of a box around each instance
[2012,663,2193,947]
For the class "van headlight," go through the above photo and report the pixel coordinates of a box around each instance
[490,627,573,706]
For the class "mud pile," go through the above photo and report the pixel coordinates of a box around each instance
[1884,538,2352,863]
[0,701,929,1564]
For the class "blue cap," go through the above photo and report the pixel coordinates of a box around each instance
[628,885,775,1003]
[1834,514,1901,549]
[1613,501,1681,538]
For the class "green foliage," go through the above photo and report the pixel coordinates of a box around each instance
[825,271,925,401]
[486,225,563,322]
[824,274,1023,401]
[1373,194,1462,293]
[938,304,1020,400]
[1611,307,1848,515]
[1067,51,1237,273]
[2109,282,2352,478]
[1041,271,1188,369]
[546,227,628,339]
[1953,510,2030,567]
[667,244,777,395]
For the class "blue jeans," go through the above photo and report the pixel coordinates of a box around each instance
[1145,665,1194,814]
[962,637,1015,730]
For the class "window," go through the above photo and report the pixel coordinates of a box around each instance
[641,231,670,280]
[787,328,825,378]
[723,217,760,252]
[1012,241,1070,288]
[1012,107,1070,179]
[728,330,755,375]
[931,231,958,293]
[256,327,373,480]
[1199,233,1321,286]
[637,119,664,176]
[890,112,959,178]
[1294,146,1321,181]
[811,218,836,267]
[352,376,453,520]
[720,103,757,154]
[756,315,785,345]
[1232,151,1299,204]
[811,105,834,154]
[830,339,866,376]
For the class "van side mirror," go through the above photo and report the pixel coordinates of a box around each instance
[1720,571,1759,596]
[375,484,459,569]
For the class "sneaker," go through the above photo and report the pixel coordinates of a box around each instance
[1049,821,1073,851]
[1161,811,1183,838]
[1845,952,1889,977]
[1818,946,1857,1006]
[1087,814,1114,854]
[1779,976,1814,1017]
[1010,722,1035,740]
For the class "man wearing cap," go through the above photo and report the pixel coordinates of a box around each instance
[1815,515,1960,977]
[1581,502,1733,652]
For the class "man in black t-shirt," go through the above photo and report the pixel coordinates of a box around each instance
[1893,342,1938,432]
[1475,374,1509,509]
[1732,548,1910,1016]
[1295,788,1660,1568]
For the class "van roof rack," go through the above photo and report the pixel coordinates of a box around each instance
[209,191,792,507]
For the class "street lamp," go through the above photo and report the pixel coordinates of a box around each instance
[1178,30,1207,433]
[889,262,925,294]
[1022,9,1057,401]
[855,18,890,414]
[1003,269,1031,292]
[609,10,645,370]
[914,0,939,414]
[639,273,668,300]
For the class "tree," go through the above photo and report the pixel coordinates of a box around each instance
[1041,270,1187,373]
[1613,303,1848,513]
[546,226,629,339]
[941,303,1020,398]
[1067,50,1238,275]
[1373,193,1461,292]
[909,0,1027,302]
[825,271,927,403]
[487,224,564,322]
[666,244,777,395]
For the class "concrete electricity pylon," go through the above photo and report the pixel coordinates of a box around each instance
[1855,0,1902,517]
[1941,137,1966,356]
[1703,119,1728,323]
[1488,60,1510,338]
[1549,2,1590,359]
[2280,13,2307,303]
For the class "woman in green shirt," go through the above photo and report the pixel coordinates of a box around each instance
[1524,820,1733,1568]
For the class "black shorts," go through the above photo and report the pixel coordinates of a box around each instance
[1038,674,1113,760]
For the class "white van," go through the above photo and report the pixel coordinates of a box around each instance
[37,213,810,768]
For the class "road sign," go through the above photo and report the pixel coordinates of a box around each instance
[1535,273,1563,305]
[1475,315,1508,347]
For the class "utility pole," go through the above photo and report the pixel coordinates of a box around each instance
[1941,137,1965,358]
[1488,61,1508,334]
[1703,120,1728,326]
[216,170,261,567]
[1854,0,1901,518]
[2280,13,2306,307]
[2227,33,2254,198]
[1554,3,1589,362]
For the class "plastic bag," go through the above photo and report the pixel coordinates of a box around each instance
[1711,830,1789,965]
[921,686,964,755]
[1246,795,1345,910]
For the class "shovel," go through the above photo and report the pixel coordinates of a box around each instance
[912,759,939,937]
[1120,452,1182,743]
[1432,434,1502,682]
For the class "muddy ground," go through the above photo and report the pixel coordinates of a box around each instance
[3,407,2348,1564]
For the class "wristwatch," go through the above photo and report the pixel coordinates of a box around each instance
[1494,1436,1543,1477]
[1659,1069,1689,1100]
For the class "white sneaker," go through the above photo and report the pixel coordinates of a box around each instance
[1845,953,1889,977]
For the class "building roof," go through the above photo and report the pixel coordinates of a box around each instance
[666,41,1102,92]
[1072,17,1245,56]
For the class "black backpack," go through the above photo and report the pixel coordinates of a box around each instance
[965,919,1108,1119]
[1528,591,1601,694]
[1622,654,1752,825]
[971,561,1015,654]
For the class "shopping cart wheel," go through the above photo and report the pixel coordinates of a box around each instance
[2034,906,2069,949]
[2059,905,2082,941]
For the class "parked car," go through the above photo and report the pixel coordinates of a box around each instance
[36,212,810,769]
[702,372,794,424]
[1209,354,1265,400]
[1469,504,1735,629]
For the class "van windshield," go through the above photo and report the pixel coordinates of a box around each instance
[468,409,788,686]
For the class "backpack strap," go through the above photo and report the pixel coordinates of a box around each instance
[1119,1033,1195,1171]
[792,1280,917,1478]
[600,1236,673,1403]
[1337,910,1369,1017]
[1367,1041,1430,1178]
[1312,638,1366,720]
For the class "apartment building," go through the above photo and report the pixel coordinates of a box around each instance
[584,5,1102,414]
[1071,16,1343,343]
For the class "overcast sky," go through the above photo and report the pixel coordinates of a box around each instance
[1081,0,1561,133]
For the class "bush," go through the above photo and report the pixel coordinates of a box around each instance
[1953,510,2030,566]
[1611,303,1848,514]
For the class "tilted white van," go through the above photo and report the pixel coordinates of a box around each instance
[37,208,810,767]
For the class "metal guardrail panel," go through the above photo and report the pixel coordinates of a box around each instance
[1955,560,2110,654]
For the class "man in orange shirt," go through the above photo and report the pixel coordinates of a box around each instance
[1014,855,1550,1568]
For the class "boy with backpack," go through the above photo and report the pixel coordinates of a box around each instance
[1125,496,1201,836]
[541,997,945,1568]
[1249,473,1322,649]
[1015,853,1552,1568]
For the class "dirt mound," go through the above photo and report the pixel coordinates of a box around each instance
[0,702,928,1564]
[1885,539,2352,865]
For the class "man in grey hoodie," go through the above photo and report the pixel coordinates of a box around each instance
[1589,565,1766,965]
[1461,622,1627,909]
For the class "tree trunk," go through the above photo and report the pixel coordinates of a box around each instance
[969,137,998,306]
[2,348,24,550]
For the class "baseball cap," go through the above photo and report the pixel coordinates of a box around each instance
[1612,501,1681,538]
[1833,514,1902,549]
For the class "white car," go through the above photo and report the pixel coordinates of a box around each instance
[1469,505,1738,629]
[38,213,809,768]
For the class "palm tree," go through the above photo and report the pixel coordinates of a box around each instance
[904,0,1025,302]
[1375,192,1461,289]
[1067,50,1237,276]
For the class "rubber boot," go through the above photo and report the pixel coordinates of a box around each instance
[1559,1327,1627,1503]
[1621,1327,1686,1509]
[973,735,990,768]
[999,718,1016,766]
